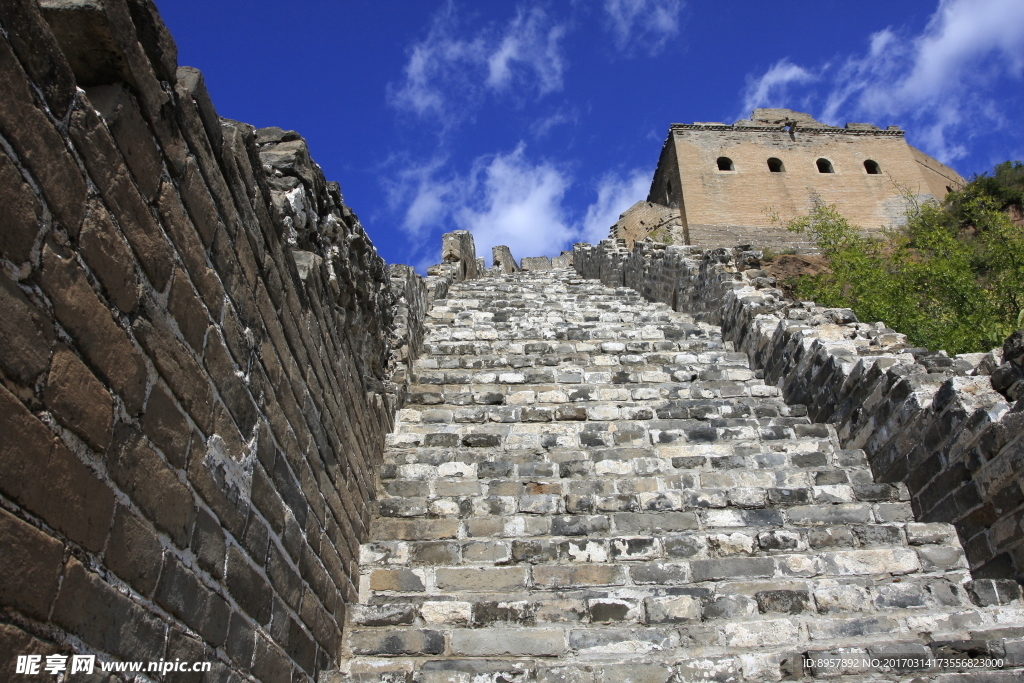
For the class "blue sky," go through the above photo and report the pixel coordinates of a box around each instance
[158,0,1024,270]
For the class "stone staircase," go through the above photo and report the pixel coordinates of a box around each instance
[325,269,1024,682]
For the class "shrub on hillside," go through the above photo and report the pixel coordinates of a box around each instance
[783,164,1024,355]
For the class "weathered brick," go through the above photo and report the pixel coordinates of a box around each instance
[108,425,196,548]
[226,611,256,668]
[0,506,63,619]
[141,384,191,469]
[451,628,566,657]
[251,633,293,682]
[204,328,258,436]
[0,35,85,232]
[272,451,309,530]
[79,200,140,314]
[105,504,163,596]
[300,590,340,655]
[164,628,211,683]
[226,544,272,625]
[690,557,776,581]
[168,268,209,353]
[69,102,172,290]
[86,84,163,201]
[807,615,900,641]
[0,623,61,682]
[369,568,425,592]
[0,147,41,264]
[284,613,318,676]
[350,603,417,627]
[44,344,114,451]
[43,0,189,171]
[266,541,302,611]
[0,384,115,552]
[187,432,250,538]
[436,566,527,591]
[533,565,627,588]
[191,506,226,580]
[0,0,77,114]
[821,548,921,576]
[133,311,214,433]
[347,629,445,656]
[251,463,287,535]
[157,179,226,317]
[154,553,230,647]
[0,274,54,389]
[177,156,223,247]
[120,0,174,73]
[52,557,164,662]
[37,242,147,413]
[176,67,221,155]
[241,514,270,567]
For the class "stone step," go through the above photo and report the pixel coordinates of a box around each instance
[412,367,757,386]
[385,420,821,452]
[328,628,1024,683]
[360,521,959,567]
[394,402,805,426]
[367,503,919,542]
[330,269,1024,680]
[335,625,1024,676]
[381,439,851,470]
[405,383,782,406]
[420,340,728,356]
[416,353,745,370]
[371,486,905,518]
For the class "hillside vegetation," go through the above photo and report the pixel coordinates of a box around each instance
[782,161,1024,355]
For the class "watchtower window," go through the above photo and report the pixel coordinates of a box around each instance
[767,157,785,172]
[864,159,881,174]
[816,158,834,173]
[716,157,734,171]
[666,180,672,197]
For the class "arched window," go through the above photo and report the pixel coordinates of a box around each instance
[767,157,785,173]
[816,158,834,173]
[666,180,672,197]
[716,157,734,171]
[864,159,882,174]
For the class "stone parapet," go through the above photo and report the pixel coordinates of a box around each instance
[574,240,1024,584]
[0,1,426,679]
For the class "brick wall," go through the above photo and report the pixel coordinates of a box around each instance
[648,114,966,250]
[0,1,433,679]
[575,240,1024,586]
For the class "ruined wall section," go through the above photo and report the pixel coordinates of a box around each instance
[0,1,406,679]
[608,200,682,248]
[911,144,967,197]
[575,240,1024,586]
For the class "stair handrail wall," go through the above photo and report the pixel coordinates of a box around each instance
[574,239,1024,585]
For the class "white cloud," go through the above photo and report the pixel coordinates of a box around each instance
[742,0,1024,163]
[389,149,653,267]
[486,8,565,94]
[388,3,566,127]
[455,145,576,260]
[581,170,650,244]
[740,58,816,117]
[603,0,684,55]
